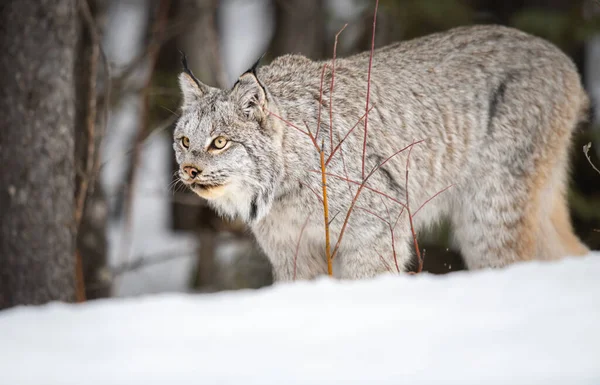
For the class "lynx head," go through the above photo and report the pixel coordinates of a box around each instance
[174,55,284,223]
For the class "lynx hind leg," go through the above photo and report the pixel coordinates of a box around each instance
[452,68,590,269]
[538,186,589,259]
[451,171,540,269]
[452,149,587,269]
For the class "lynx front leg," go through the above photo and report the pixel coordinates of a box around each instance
[265,242,329,282]
[334,235,411,279]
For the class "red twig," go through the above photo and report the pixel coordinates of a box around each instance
[357,205,400,272]
[327,24,355,199]
[335,134,355,197]
[379,196,400,272]
[330,140,422,260]
[315,64,328,141]
[361,0,379,180]
[320,144,333,276]
[294,211,314,280]
[269,111,308,134]
[303,121,321,151]
[404,142,423,273]
[392,204,406,231]
[314,171,407,210]
[326,105,375,167]
[299,181,324,204]
[356,205,388,224]
[268,111,321,150]
[412,184,455,217]
[329,24,348,153]
[377,251,393,273]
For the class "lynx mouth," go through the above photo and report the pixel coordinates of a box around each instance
[192,182,224,190]
[189,182,229,200]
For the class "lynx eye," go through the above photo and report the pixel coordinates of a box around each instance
[211,136,228,150]
[181,136,190,149]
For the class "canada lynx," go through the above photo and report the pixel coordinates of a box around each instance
[174,25,589,280]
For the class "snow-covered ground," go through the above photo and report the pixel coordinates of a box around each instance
[1,254,599,385]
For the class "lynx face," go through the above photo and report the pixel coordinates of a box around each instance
[174,71,284,222]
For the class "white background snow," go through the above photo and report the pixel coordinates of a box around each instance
[1,255,599,384]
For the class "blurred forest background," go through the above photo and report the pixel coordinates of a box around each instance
[1,0,599,308]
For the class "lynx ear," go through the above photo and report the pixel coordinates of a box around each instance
[231,72,267,120]
[178,51,208,108]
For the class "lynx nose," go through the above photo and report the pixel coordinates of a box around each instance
[183,166,200,179]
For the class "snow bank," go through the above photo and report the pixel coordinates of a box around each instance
[1,255,599,385]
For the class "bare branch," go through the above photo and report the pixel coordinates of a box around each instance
[294,211,314,280]
[326,105,375,166]
[330,140,422,260]
[361,0,379,179]
[320,146,333,276]
[328,24,348,153]
[584,142,600,175]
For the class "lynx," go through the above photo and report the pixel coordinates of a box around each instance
[174,25,589,280]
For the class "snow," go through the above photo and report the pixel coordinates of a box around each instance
[1,254,599,385]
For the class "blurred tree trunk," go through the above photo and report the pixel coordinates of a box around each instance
[268,0,326,59]
[0,0,78,309]
[74,0,111,300]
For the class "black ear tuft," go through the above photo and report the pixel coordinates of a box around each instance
[232,52,267,90]
[178,50,211,108]
[248,52,266,76]
[179,50,203,90]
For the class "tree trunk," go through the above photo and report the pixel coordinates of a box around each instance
[0,0,78,309]
[268,0,325,59]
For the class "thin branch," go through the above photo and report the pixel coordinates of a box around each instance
[268,110,318,149]
[320,143,333,276]
[314,171,408,210]
[357,205,400,272]
[334,131,356,198]
[75,0,112,301]
[111,248,199,276]
[299,181,324,204]
[356,205,389,225]
[119,0,171,266]
[106,11,201,96]
[325,105,375,166]
[412,184,455,217]
[99,114,177,171]
[584,142,600,175]
[303,121,320,151]
[294,211,314,281]
[315,64,328,141]
[75,0,99,231]
[328,24,348,153]
[404,142,422,273]
[361,0,379,180]
[330,140,422,260]
[379,195,400,272]
[377,251,393,273]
